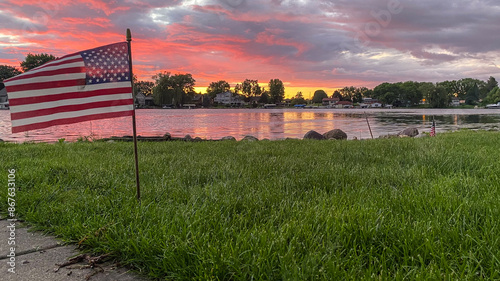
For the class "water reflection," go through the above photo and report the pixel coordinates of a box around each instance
[2,108,500,142]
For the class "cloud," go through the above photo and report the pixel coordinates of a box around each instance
[0,0,499,92]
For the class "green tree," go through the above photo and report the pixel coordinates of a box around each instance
[482,76,498,97]
[332,90,342,100]
[152,72,196,107]
[400,81,423,106]
[0,65,22,81]
[259,91,270,104]
[206,80,230,99]
[291,91,306,105]
[482,86,500,104]
[134,80,154,96]
[239,79,261,101]
[373,83,402,105]
[465,83,480,105]
[339,87,355,102]
[312,89,328,103]
[483,87,500,105]
[268,79,285,104]
[20,53,57,72]
[426,85,450,108]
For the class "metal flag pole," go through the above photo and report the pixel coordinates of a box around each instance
[126,28,141,202]
[364,112,374,139]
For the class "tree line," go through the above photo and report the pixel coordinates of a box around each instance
[295,78,498,108]
[1,53,499,108]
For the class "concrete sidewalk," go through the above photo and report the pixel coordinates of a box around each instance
[0,219,147,281]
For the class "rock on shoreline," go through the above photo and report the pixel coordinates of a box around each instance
[97,127,422,143]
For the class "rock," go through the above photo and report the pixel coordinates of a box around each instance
[163,132,171,140]
[378,134,398,139]
[221,136,236,141]
[184,134,193,141]
[194,137,203,142]
[398,127,419,137]
[303,130,325,140]
[241,135,259,141]
[323,129,347,140]
[0,138,3,142]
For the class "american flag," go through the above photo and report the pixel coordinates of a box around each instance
[4,42,134,134]
[430,119,436,137]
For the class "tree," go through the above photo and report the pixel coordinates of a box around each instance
[20,53,57,72]
[152,72,196,107]
[206,80,230,99]
[483,76,498,96]
[268,79,285,104]
[426,85,450,108]
[483,87,500,105]
[373,83,402,105]
[400,81,423,106]
[312,89,328,103]
[465,83,480,105]
[238,79,261,101]
[332,90,342,100]
[134,80,154,96]
[259,91,270,104]
[0,65,22,81]
[291,91,306,105]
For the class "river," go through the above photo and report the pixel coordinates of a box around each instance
[1,108,500,142]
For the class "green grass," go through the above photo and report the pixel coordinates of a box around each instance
[2,130,500,280]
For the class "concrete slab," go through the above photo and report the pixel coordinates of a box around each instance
[0,219,147,281]
[0,220,62,256]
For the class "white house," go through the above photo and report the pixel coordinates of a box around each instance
[214,92,244,106]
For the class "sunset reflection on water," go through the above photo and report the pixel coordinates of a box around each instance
[1,108,500,142]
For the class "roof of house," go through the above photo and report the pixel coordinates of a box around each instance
[322,98,340,101]
[336,101,353,105]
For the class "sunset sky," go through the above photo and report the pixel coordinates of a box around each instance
[1,0,499,98]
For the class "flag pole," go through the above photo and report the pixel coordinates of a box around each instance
[364,112,374,139]
[127,28,141,202]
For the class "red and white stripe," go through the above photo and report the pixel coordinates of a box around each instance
[4,52,133,133]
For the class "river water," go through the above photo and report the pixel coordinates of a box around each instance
[1,108,500,142]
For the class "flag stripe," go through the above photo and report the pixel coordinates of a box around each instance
[7,81,130,99]
[12,93,134,113]
[5,58,84,82]
[12,98,134,119]
[12,104,134,127]
[4,67,86,84]
[7,79,86,92]
[8,87,132,106]
[11,110,134,134]
[5,73,85,87]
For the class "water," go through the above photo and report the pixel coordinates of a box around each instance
[1,108,500,142]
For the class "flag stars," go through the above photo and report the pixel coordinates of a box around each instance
[82,42,130,84]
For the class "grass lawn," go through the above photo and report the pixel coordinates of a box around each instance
[1,130,500,280]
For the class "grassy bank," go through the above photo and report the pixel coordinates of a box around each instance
[1,131,500,280]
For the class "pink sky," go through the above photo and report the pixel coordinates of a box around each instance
[1,0,499,97]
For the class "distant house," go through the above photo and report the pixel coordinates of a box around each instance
[451,97,460,107]
[214,91,244,106]
[0,83,8,109]
[322,98,340,107]
[335,101,353,108]
[362,98,383,108]
[135,92,154,107]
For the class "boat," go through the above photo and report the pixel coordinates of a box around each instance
[486,102,500,109]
